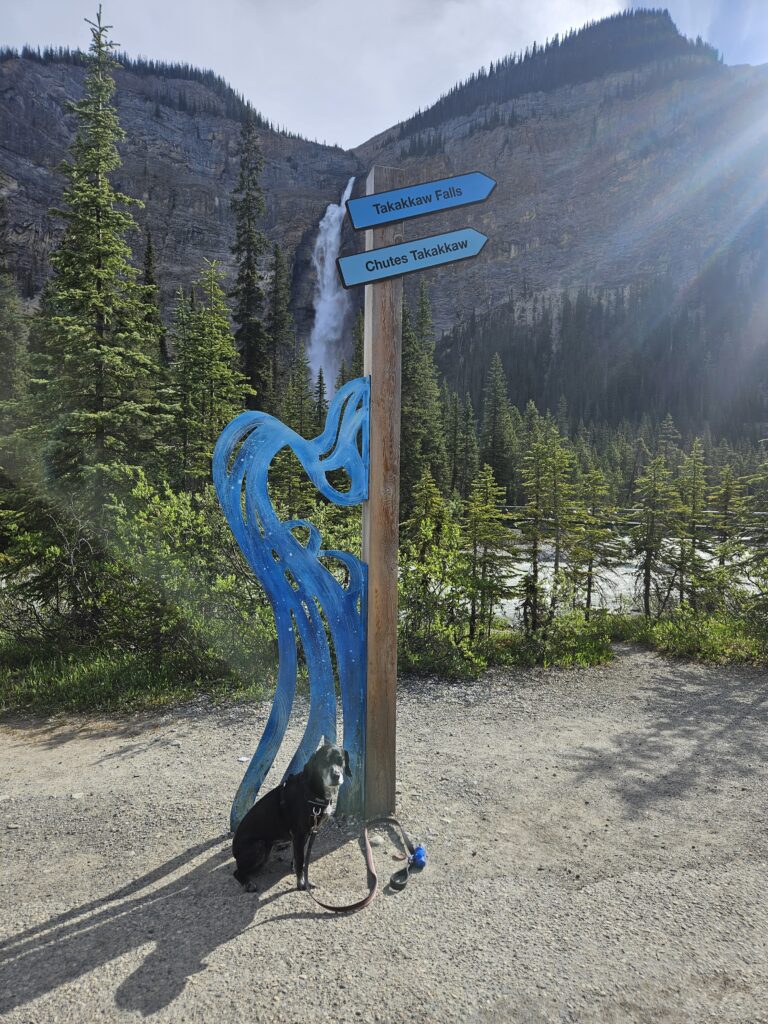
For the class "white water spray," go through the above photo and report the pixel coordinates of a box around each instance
[307,176,355,393]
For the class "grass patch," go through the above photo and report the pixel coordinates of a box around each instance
[0,642,270,715]
[607,609,767,665]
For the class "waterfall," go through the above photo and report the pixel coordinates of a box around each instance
[307,176,355,394]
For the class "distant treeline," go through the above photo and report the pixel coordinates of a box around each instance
[0,44,339,145]
[438,207,768,441]
[399,8,719,137]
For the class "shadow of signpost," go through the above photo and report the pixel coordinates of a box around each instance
[0,835,274,1017]
[0,820,363,1017]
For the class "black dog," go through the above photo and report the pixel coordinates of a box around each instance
[232,738,351,892]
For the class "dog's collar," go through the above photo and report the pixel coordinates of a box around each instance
[306,795,331,811]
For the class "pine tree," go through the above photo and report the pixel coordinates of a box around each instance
[265,243,294,407]
[413,282,448,490]
[631,454,677,617]
[350,309,364,379]
[442,385,461,494]
[32,8,162,515]
[674,437,707,610]
[142,228,168,365]
[462,463,515,640]
[707,462,750,607]
[0,197,28,557]
[0,197,26,426]
[480,353,514,493]
[314,367,328,434]
[542,417,576,624]
[399,468,463,667]
[169,262,249,491]
[284,342,314,438]
[569,461,622,619]
[335,359,350,391]
[517,405,546,633]
[231,115,269,410]
[456,393,480,499]
[400,292,447,516]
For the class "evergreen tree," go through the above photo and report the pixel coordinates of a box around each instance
[142,228,168,365]
[517,404,546,633]
[674,437,707,609]
[335,359,349,391]
[414,282,448,490]
[0,197,28,557]
[0,198,26,425]
[31,8,162,515]
[399,290,447,516]
[231,115,269,409]
[707,462,750,608]
[630,453,677,617]
[462,463,515,640]
[542,417,576,624]
[265,243,294,407]
[456,393,480,499]
[351,309,364,379]
[569,462,622,619]
[480,353,514,493]
[314,367,328,434]
[169,262,249,491]
[284,342,314,438]
[399,468,464,669]
[442,385,461,495]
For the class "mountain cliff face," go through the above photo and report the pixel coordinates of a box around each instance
[354,55,768,333]
[0,52,360,335]
[2,11,768,428]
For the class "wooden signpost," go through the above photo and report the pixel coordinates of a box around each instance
[345,167,494,817]
[213,166,493,830]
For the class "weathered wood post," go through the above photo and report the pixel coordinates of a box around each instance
[362,166,405,819]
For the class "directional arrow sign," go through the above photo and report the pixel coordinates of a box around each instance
[346,172,496,230]
[337,227,487,289]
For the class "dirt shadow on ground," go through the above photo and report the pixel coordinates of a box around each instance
[564,655,768,816]
[0,831,313,1017]
[0,819,364,1017]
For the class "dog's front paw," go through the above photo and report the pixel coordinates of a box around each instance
[243,878,260,893]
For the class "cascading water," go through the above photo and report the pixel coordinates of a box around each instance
[307,176,355,394]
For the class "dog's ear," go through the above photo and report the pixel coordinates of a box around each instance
[316,735,326,751]
[344,749,352,778]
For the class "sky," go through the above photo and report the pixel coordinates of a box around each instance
[3,0,767,149]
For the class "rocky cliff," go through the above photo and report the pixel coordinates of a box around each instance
[353,56,768,333]
[0,53,360,336]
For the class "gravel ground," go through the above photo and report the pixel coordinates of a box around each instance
[1,644,767,1024]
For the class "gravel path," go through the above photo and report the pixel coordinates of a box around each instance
[1,645,767,1023]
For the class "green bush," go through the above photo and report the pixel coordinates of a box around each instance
[650,607,764,664]
[398,630,484,679]
[606,613,655,644]
[482,611,614,668]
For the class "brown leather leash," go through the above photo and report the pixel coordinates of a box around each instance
[302,816,423,914]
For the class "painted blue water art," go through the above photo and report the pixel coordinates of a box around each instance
[212,377,369,831]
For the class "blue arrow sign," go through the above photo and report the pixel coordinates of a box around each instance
[337,228,487,289]
[346,172,496,230]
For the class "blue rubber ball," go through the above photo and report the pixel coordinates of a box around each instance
[411,845,427,869]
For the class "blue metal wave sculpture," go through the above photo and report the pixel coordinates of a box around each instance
[212,377,369,831]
